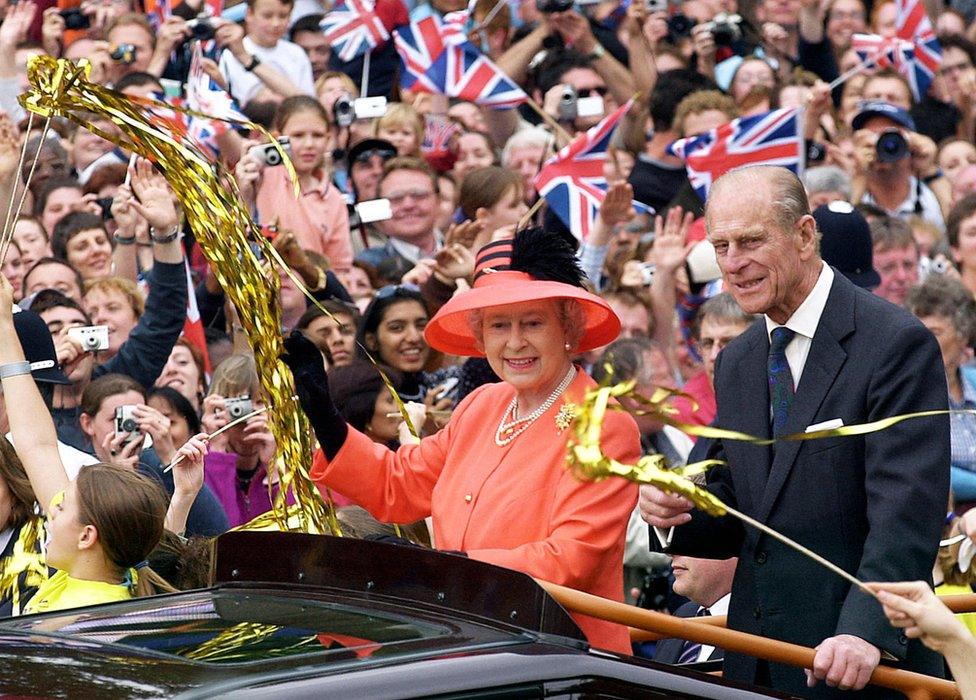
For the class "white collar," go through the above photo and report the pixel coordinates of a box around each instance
[707,592,731,616]
[765,261,833,341]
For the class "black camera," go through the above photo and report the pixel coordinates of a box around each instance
[110,44,137,64]
[876,129,909,163]
[59,7,91,30]
[187,17,216,41]
[535,0,574,12]
[333,94,355,128]
[96,197,114,221]
[666,13,696,43]
[701,12,742,47]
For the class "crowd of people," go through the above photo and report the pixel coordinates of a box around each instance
[0,0,975,695]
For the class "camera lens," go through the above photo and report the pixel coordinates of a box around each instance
[122,418,138,432]
[84,335,99,349]
[229,405,243,418]
[876,131,909,163]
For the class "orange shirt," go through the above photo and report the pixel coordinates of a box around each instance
[256,167,353,271]
[311,368,640,653]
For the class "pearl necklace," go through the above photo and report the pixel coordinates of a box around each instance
[495,366,577,446]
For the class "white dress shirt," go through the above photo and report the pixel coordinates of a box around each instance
[654,261,834,549]
[696,592,731,662]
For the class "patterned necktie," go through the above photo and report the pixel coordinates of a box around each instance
[768,326,797,438]
[676,607,711,664]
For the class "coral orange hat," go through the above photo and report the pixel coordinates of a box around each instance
[425,229,621,357]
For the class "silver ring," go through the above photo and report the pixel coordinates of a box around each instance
[110,450,118,457]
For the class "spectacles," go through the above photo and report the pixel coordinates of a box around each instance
[353,148,397,164]
[386,188,434,204]
[375,283,421,300]
[576,86,609,98]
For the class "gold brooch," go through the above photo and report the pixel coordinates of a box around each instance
[555,403,576,432]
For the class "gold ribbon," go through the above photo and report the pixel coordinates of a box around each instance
[21,56,335,534]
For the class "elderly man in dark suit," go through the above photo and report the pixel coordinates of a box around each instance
[639,165,949,697]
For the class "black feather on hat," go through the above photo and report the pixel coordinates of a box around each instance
[495,226,586,288]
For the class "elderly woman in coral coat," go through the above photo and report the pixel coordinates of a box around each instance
[284,228,639,653]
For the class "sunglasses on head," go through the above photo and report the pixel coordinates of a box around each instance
[577,86,609,98]
[375,283,421,300]
[354,148,397,164]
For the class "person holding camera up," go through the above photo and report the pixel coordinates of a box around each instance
[850,101,948,232]
[237,96,352,272]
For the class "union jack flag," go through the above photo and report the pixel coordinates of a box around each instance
[394,15,527,108]
[441,9,471,45]
[851,33,915,72]
[894,0,941,99]
[422,116,461,155]
[533,99,634,241]
[319,0,390,62]
[668,107,803,201]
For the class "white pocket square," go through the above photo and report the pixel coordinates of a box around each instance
[806,418,844,433]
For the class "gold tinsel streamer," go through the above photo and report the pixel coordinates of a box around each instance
[20,56,337,534]
[0,517,48,616]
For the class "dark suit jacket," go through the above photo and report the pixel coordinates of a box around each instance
[661,271,950,698]
[652,601,726,665]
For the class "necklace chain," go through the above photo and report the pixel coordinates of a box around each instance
[495,366,576,447]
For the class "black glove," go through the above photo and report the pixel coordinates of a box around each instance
[282,330,348,459]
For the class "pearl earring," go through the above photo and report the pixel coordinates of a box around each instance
[564,342,571,351]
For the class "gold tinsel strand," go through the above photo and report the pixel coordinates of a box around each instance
[20,56,338,534]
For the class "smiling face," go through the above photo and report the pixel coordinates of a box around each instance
[66,228,114,281]
[367,299,429,373]
[155,344,203,405]
[481,299,572,402]
[706,173,820,324]
[377,169,438,245]
[280,108,329,176]
[83,287,139,356]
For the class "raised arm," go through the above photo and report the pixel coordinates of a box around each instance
[0,275,69,513]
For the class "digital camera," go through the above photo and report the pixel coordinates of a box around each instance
[701,12,743,47]
[67,325,110,353]
[333,95,356,128]
[186,16,216,41]
[59,8,91,30]
[225,395,254,421]
[535,0,574,13]
[115,405,140,446]
[875,129,909,163]
[249,137,291,167]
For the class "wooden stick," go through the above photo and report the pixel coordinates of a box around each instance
[517,195,546,229]
[0,111,34,256]
[725,502,877,599]
[827,53,878,91]
[163,405,269,472]
[524,98,573,145]
[1,117,52,268]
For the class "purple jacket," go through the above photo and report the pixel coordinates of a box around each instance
[203,451,293,528]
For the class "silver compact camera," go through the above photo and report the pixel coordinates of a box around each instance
[225,395,253,420]
[249,137,291,166]
[68,325,110,353]
[114,405,140,445]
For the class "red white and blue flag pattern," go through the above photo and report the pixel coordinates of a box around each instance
[851,33,915,73]
[533,99,633,240]
[319,0,390,62]
[393,15,527,108]
[667,107,803,201]
[894,0,941,100]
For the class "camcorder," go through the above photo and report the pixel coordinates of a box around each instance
[875,129,909,163]
[333,95,388,128]
[347,199,393,228]
[68,325,110,353]
[249,137,291,167]
[114,405,141,446]
[225,395,254,421]
[110,43,137,64]
[557,86,604,122]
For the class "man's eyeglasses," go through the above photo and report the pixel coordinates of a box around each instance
[353,148,397,164]
[386,188,434,204]
[375,283,421,300]
[576,86,609,98]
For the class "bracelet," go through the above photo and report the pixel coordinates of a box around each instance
[243,54,261,72]
[0,361,31,380]
[149,224,180,244]
[922,169,944,184]
[114,233,137,246]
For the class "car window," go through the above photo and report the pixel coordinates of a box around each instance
[5,591,457,666]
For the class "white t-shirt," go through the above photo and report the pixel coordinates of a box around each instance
[4,432,98,480]
[218,36,315,106]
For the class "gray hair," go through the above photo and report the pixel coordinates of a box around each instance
[708,166,814,240]
[501,127,552,167]
[467,298,586,352]
[906,274,976,344]
[803,165,852,200]
[694,292,758,339]
[592,336,668,386]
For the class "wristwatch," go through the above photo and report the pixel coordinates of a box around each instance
[243,54,261,72]
[149,224,181,244]
[588,44,606,60]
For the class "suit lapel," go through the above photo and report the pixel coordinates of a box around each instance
[756,274,855,523]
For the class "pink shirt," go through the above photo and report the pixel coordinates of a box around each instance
[256,167,353,271]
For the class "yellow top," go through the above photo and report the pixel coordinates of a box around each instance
[23,569,132,615]
[935,582,976,637]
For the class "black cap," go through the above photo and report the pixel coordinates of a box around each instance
[851,100,916,132]
[12,308,70,384]
[346,138,397,176]
[813,202,880,289]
